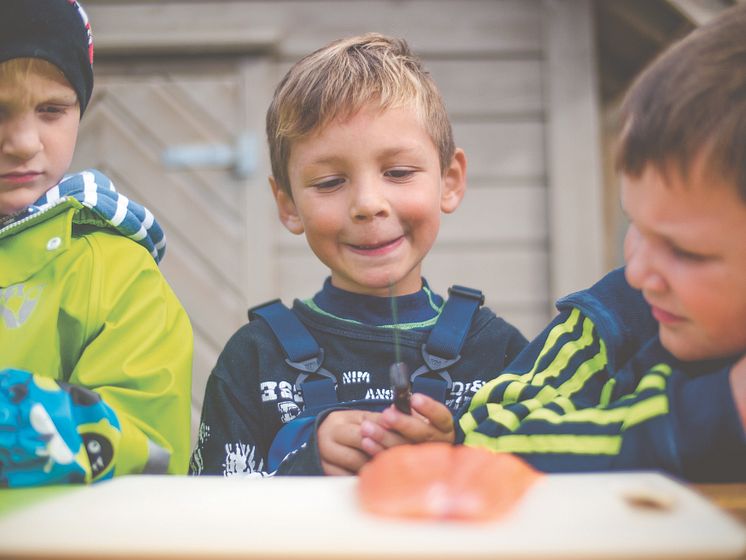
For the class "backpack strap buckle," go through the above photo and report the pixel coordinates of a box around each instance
[448,285,485,306]
[408,285,485,402]
[249,299,338,408]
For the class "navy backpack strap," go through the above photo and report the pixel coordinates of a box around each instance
[267,416,316,471]
[410,285,484,401]
[249,300,337,409]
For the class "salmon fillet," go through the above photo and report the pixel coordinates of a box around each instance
[358,442,542,521]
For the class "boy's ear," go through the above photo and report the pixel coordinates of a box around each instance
[440,148,467,214]
[270,177,304,235]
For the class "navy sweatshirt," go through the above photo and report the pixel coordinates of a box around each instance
[190,279,527,476]
[458,268,746,482]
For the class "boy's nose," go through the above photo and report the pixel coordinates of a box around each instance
[1,115,43,160]
[623,225,667,294]
[350,180,390,221]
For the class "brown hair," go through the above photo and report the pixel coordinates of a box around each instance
[266,33,454,195]
[616,4,746,200]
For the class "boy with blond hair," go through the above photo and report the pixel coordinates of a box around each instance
[362,4,746,482]
[191,33,527,477]
[0,0,193,487]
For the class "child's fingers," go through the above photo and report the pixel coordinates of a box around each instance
[383,407,430,443]
[360,419,409,448]
[360,418,385,442]
[380,407,453,444]
[321,460,355,476]
[360,436,386,456]
[317,411,380,474]
[377,394,454,437]
[319,439,370,475]
[409,393,454,433]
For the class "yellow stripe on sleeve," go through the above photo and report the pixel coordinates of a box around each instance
[532,315,598,386]
[465,432,622,455]
[622,394,669,429]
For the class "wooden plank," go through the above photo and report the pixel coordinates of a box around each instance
[82,81,244,224]
[492,307,551,341]
[424,247,549,306]
[141,80,245,219]
[417,248,553,339]
[544,0,605,300]
[149,216,245,347]
[157,232,246,351]
[427,59,543,118]
[166,78,243,145]
[439,185,548,244]
[454,120,545,181]
[76,99,247,296]
[240,59,279,305]
[85,1,543,56]
[86,71,249,221]
[275,0,543,57]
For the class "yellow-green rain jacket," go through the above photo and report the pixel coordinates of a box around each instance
[0,189,193,476]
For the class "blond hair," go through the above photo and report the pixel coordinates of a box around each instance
[266,33,454,194]
[0,58,74,108]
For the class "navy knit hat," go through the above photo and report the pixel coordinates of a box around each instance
[0,0,94,114]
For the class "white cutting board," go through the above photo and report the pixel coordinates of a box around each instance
[0,472,744,559]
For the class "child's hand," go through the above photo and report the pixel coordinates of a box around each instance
[359,393,455,457]
[0,369,120,487]
[317,409,382,476]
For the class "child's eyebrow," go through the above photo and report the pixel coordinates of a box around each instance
[630,219,714,256]
[379,145,425,158]
[0,92,79,108]
[306,154,346,167]
[42,94,78,105]
[307,145,424,167]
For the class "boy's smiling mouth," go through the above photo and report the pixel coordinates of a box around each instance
[347,236,404,255]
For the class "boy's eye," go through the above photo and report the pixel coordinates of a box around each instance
[313,177,345,191]
[671,246,708,262]
[38,104,68,116]
[385,168,415,181]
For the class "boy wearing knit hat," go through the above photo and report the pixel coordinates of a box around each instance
[0,0,193,487]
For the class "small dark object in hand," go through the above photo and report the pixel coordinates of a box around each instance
[389,362,411,414]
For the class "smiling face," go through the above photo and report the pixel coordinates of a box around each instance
[271,103,465,297]
[0,59,80,217]
[622,156,746,362]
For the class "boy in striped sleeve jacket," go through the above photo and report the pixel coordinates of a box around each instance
[360,3,746,483]
[0,0,193,487]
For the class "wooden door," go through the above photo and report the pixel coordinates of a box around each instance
[71,56,275,443]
